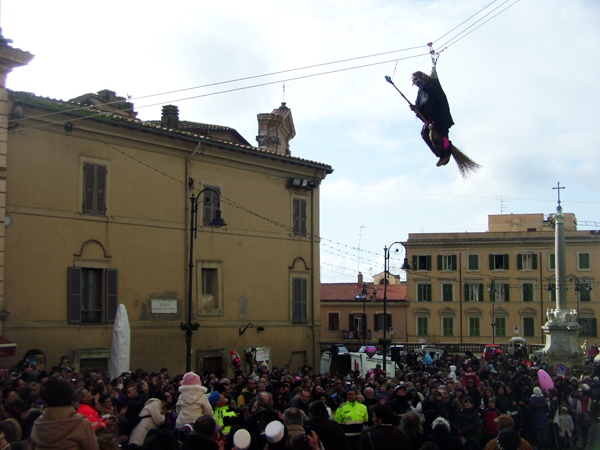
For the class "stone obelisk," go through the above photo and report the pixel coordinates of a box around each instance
[541,183,583,368]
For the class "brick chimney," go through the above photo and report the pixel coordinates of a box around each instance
[161,105,179,129]
[256,102,296,155]
[357,272,363,286]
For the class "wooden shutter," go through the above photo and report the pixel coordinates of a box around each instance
[106,269,118,323]
[373,314,379,331]
[68,267,82,323]
[451,255,457,270]
[386,313,392,330]
[478,284,484,301]
[489,254,494,270]
[504,284,510,302]
[426,256,432,271]
[503,254,509,270]
[83,163,95,213]
[292,278,307,322]
[412,256,417,270]
[532,254,538,270]
[437,255,442,270]
[464,283,469,301]
[517,254,523,270]
[96,165,107,214]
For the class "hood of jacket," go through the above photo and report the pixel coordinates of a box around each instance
[178,384,208,405]
[30,406,87,445]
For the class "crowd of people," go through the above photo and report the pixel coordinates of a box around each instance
[0,349,599,450]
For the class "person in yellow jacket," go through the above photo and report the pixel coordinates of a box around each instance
[334,387,368,450]
[208,391,237,436]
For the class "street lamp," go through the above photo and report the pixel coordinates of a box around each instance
[489,279,496,344]
[181,188,227,372]
[567,274,593,325]
[381,242,411,376]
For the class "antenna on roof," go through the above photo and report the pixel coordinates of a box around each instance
[282,82,286,103]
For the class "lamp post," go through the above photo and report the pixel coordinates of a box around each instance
[566,274,593,325]
[181,188,227,373]
[381,242,411,376]
[489,279,496,344]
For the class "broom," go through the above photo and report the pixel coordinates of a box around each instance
[384,76,481,178]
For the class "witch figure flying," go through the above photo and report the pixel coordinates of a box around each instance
[385,66,480,178]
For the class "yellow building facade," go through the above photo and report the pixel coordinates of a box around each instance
[404,213,599,347]
[2,88,332,375]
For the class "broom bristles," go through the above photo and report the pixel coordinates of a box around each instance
[450,145,481,178]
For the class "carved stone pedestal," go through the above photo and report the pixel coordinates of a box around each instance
[541,308,584,369]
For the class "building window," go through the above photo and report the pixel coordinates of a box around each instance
[438,255,457,271]
[328,313,340,331]
[548,285,556,302]
[549,253,556,270]
[468,317,480,337]
[489,254,509,270]
[293,198,307,236]
[374,313,391,332]
[467,254,479,271]
[68,267,117,324]
[417,317,429,336]
[413,255,432,271]
[465,283,484,302]
[417,283,432,302]
[580,284,592,302]
[522,283,535,302]
[580,318,597,337]
[496,317,507,337]
[83,162,107,215]
[201,268,218,307]
[442,317,454,337]
[350,313,366,339]
[202,186,222,226]
[292,278,308,323]
[523,317,535,337]
[492,283,510,302]
[578,253,591,270]
[442,283,454,302]
[517,254,537,271]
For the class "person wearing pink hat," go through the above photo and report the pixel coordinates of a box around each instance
[175,372,213,428]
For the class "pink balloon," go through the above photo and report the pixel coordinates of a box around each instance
[538,369,554,393]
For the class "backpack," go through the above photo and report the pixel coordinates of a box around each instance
[122,414,151,436]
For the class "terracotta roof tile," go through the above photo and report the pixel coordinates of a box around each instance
[321,282,406,301]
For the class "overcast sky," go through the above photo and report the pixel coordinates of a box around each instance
[4,0,600,283]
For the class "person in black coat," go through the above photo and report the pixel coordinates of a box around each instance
[357,404,412,450]
[305,400,350,450]
[427,416,463,450]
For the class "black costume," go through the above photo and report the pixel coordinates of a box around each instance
[413,67,454,165]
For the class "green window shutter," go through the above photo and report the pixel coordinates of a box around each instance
[503,254,509,270]
[67,267,82,324]
[452,255,457,270]
[464,283,469,300]
[532,254,538,270]
[373,314,379,331]
[478,284,484,301]
[517,254,523,270]
[437,255,442,270]
[426,256,432,271]
[504,284,510,302]
[489,254,494,270]
[412,256,417,270]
